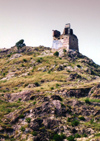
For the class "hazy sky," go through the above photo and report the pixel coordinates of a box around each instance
[0,0,100,64]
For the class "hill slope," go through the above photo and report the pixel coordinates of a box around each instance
[0,46,100,141]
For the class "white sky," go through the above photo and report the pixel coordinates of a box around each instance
[0,0,100,64]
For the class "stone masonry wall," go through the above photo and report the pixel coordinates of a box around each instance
[69,35,78,51]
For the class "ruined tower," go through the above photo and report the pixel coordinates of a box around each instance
[52,24,79,52]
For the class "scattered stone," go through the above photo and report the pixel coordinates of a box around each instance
[1,72,15,80]
[27,84,36,88]
[38,66,47,72]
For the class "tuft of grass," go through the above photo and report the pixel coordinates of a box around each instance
[52,133,66,141]
[32,131,37,136]
[56,83,60,88]
[25,117,31,123]
[33,101,36,105]
[20,126,25,132]
[19,114,25,118]
[74,133,81,138]
[90,118,94,124]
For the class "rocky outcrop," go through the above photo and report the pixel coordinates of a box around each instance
[5,90,34,102]
[88,83,100,98]
[57,87,91,98]
[66,88,91,98]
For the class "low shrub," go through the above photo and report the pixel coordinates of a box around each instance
[67,135,76,141]
[50,87,54,90]
[59,57,62,60]
[82,133,87,137]
[79,116,85,121]
[36,57,43,63]
[37,59,41,63]
[63,49,66,53]
[85,98,90,104]
[48,70,51,74]
[54,51,59,57]
[33,101,36,105]
[34,82,40,86]
[67,117,71,122]
[77,64,81,68]
[23,59,27,62]
[71,120,80,127]
[74,133,81,138]
[53,133,65,141]
[21,64,25,67]
[19,114,24,118]
[7,54,11,57]
[3,73,5,76]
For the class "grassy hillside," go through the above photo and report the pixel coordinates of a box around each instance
[0,46,100,141]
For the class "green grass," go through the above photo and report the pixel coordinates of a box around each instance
[84,121,100,131]
[79,97,100,103]
[90,99,100,103]
[0,99,22,122]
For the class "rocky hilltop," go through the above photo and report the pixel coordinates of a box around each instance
[0,46,100,141]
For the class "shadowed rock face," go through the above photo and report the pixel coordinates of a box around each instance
[66,88,91,98]
[51,95,62,101]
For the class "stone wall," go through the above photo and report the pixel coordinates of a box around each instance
[69,35,79,51]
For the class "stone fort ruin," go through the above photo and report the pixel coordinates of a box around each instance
[52,23,79,52]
